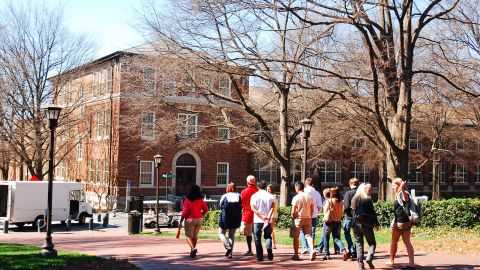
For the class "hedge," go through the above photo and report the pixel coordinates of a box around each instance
[202,198,480,229]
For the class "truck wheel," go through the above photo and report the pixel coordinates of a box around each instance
[172,221,179,228]
[33,216,44,230]
[148,221,156,228]
[78,213,88,225]
[15,222,25,228]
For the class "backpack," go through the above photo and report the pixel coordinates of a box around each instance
[398,192,421,226]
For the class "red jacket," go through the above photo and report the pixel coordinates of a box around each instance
[240,185,259,223]
[182,199,209,219]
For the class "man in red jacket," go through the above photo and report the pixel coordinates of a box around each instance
[240,175,259,256]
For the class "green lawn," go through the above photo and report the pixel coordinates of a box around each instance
[0,243,139,270]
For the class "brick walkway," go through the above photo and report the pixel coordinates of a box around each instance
[1,228,480,270]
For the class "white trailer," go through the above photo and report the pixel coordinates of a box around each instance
[0,181,93,228]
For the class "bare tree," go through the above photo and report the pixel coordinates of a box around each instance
[0,1,95,180]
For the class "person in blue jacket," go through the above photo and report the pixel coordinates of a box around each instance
[218,182,242,259]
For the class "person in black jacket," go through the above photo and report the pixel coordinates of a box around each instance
[351,183,379,270]
[218,182,242,259]
[343,178,360,259]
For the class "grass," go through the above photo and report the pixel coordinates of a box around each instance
[0,243,140,270]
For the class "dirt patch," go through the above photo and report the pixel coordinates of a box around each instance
[378,238,480,256]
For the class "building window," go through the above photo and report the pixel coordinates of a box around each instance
[408,162,422,183]
[180,74,195,96]
[351,161,369,182]
[254,126,268,144]
[201,74,213,92]
[476,165,480,183]
[435,136,446,150]
[141,112,156,140]
[452,163,467,183]
[88,160,94,181]
[103,160,109,183]
[106,67,112,93]
[55,161,69,180]
[218,126,230,141]
[291,160,302,182]
[98,69,105,95]
[104,111,111,138]
[352,137,364,148]
[216,162,229,186]
[319,160,342,183]
[96,112,103,139]
[454,140,465,151]
[143,67,157,92]
[78,85,84,118]
[253,161,279,183]
[178,114,198,140]
[429,162,446,183]
[76,140,83,161]
[140,161,154,186]
[409,132,421,150]
[96,159,102,182]
[218,75,231,97]
[91,72,97,97]
[163,73,176,95]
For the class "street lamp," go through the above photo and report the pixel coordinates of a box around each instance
[154,154,163,234]
[300,118,314,182]
[40,105,62,257]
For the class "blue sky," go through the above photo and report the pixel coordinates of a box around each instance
[56,0,150,57]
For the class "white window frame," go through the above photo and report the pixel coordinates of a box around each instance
[319,160,342,183]
[218,75,231,97]
[141,112,156,140]
[254,161,278,183]
[96,112,103,139]
[408,162,422,183]
[163,73,176,96]
[409,132,421,150]
[178,113,198,140]
[429,162,446,183]
[104,111,111,139]
[103,160,109,184]
[78,85,84,118]
[88,160,94,181]
[216,162,229,186]
[143,67,157,92]
[98,69,105,96]
[454,140,465,151]
[91,72,97,97]
[96,159,102,182]
[218,126,230,142]
[352,137,364,148]
[201,74,213,92]
[139,160,154,187]
[351,161,370,182]
[106,67,112,93]
[453,163,467,183]
[180,74,195,96]
[76,140,83,161]
[291,160,302,182]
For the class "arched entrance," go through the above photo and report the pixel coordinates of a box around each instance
[175,153,197,196]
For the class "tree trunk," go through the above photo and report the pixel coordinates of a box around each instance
[377,161,385,202]
[279,164,291,207]
[432,152,441,200]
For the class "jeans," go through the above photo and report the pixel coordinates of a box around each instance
[343,218,356,254]
[352,222,376,267]
[300,217,318,251]
[219,228,236,251]
[324,221,346,256]
[316,222,340,253]
[253,222,272,260]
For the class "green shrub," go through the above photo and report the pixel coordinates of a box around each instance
[202,198,480,229]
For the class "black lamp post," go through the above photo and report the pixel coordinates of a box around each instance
[40,105,62,257]
[154,154,163,234]
[300,118,314,182]
[136,156,141,195]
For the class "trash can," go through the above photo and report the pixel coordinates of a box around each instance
[129,196,144,231]
[128,211,141,234]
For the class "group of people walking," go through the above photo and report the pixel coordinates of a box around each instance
[177,176,416,269]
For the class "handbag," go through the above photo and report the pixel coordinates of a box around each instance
[322,199,334,223]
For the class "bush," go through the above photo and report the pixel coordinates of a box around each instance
[202,198,480,229]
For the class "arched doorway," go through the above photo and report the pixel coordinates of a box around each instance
[175,153,197,196]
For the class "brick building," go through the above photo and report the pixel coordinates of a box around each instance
[47,45,479,209]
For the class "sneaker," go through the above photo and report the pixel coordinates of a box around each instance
[366,261,375,269]
[291,254,301,261]
[385,260,395,267]
[267,249,274,260]
[322,255,331,261]
[190,248,197,258]
[228,252,233,259]
[301,249,309,255]
[309,250,317,261]
[257,257,264,262]
[244,251,254,256]
[225,249,231,257]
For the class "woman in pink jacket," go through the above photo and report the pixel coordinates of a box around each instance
[179,185,209,258]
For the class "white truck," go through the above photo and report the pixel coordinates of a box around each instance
[0,181,93,228]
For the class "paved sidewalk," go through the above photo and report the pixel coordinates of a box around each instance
[1,228,479,270]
